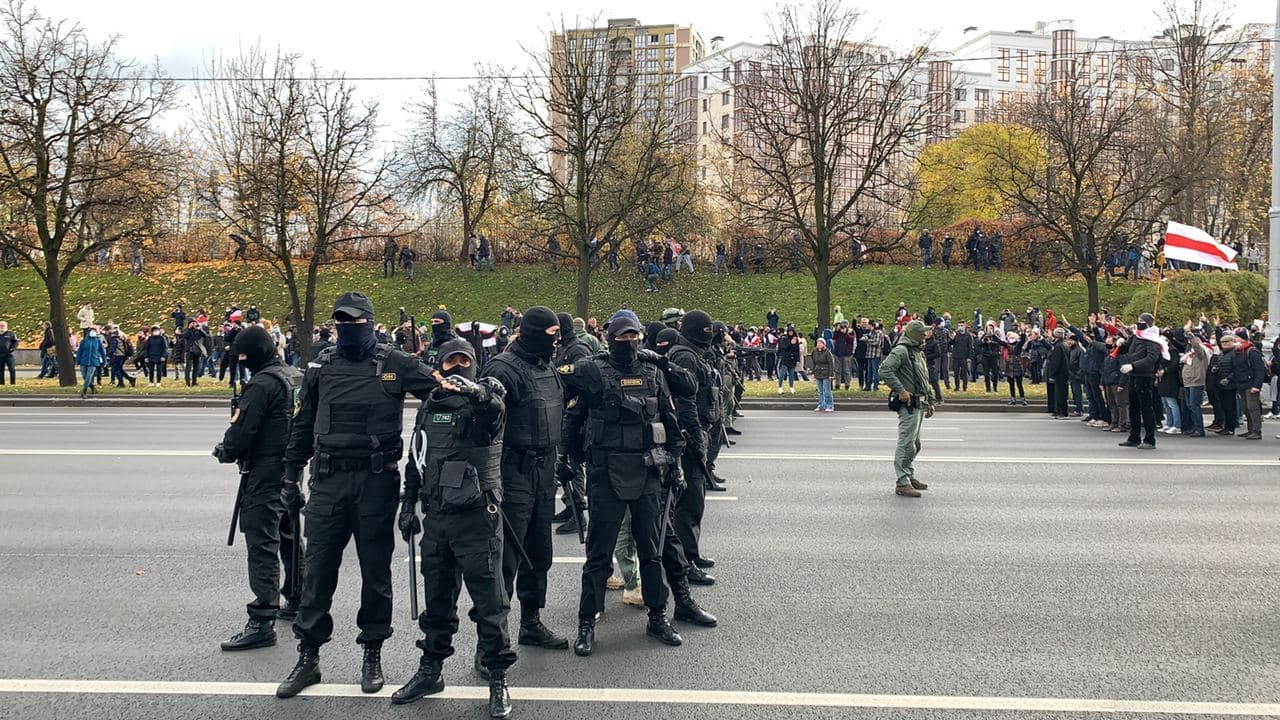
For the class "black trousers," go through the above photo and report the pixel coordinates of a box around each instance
[240,478,305,620]
[294,465,400,648]
[1126,378,1158,444]
[675,436,708,564]
[416,503,516,671]
[579,472,666,621]
[498,447,555,614]
[951,360,968,391]
[1084,374,1108,422]
[705,418,725,472]
[0,355,14,384]
[1218,387,1239,432]
[185,354,202,385]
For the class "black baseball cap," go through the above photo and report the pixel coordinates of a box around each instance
[332,292,375,320]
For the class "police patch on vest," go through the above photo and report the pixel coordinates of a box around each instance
[381,372,397,381]
[566,397,578,409]
[557,363,574,374]
[431,412,454,425]
[620,377,644,387]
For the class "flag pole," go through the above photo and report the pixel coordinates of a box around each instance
[1153,249,1166,322]
[1267,0,1280,339]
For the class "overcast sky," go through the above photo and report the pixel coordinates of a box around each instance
[37,0,1278,138]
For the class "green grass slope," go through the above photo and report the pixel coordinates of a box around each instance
[1,261,1149,341]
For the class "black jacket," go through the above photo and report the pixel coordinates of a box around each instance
[1045,342,1069,381]
[1123,336,1162,378]
[1230,345,1267,390]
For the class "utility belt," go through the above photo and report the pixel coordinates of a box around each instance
[316,451,393,475]
[507,446,553,475]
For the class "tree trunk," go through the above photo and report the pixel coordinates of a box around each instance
[574,250,591,318]
[303,261,321,358]
[814,264,832,330]
[46,275,75,387]
[458,206,473,263]
[1085,272,1101,315]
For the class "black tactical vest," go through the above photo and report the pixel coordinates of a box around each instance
[669,342,720,425]
[244,363,303,459]
[415,392,503,503]
[585,359,662,452]
[490,353,563,450]
[312,344,404,457]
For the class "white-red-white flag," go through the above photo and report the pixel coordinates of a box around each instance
[1163,222,1238,271]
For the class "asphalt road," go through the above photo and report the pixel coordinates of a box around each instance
[0,407,1276,719]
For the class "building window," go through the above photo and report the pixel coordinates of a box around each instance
[701,98,708,112]
[700,166,706,180]
[702,75,707,89]
[647,48,657,59]
[996,90,1009,105]
[953,109,967,123]
[998,66,1009,82]
[975,88,989,105]
[721,114,730,130]
[1016,49,1028,83]
[650,34,659,43]
[1034,52,1047,82]
[722,67,730,82]
[702,121,707,135]
[722,90,730,105]
[665,47,674,58]
[665,33,674,44]
[954,87,967,101]
[997,47,1010,82]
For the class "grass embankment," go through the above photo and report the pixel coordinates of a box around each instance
[2,260,1146,342]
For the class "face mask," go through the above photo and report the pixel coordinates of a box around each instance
[442,357,476,381]
[608,337,640,365]
[335,322,376,360]
[88,331,97,339]
[152,331,161,336]
[518,330,557,361]
[431,324,450,341]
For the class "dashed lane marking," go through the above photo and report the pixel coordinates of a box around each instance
[723,452,1278,466]
[0,679,1275,716]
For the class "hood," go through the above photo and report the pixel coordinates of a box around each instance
[900,320,926,347]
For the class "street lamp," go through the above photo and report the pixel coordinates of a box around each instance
[1269,0,1280,335]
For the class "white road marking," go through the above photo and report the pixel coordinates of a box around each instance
[843,425,962,431]
[0,679,1276,716]
[0,421,88,425]
[405,556,585,564]
[0,449,211,456]
[0,412,224,418]
[723,453,1278,466]
[831,437,965,442]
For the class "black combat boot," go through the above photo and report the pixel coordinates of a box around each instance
[554,516,579,535]
[518,609,569,649]
[672,581,718,627]
[278,598,299,621]
[645,608,683,646]
[276,644,321,698]
[390,655,444,705]
[551,505,573,523]
[687,566,716,586]
[705,476,727,492]
[488,669,513,719]
[360,641,384,693]
[572,618,595,656]
[220,617,276,651]
[692,556,715,569]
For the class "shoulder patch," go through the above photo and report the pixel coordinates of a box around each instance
[620,377,645,388]
[566,397,578,409]
[557,363,574,375]
[381,372,397,381]
[431,412,454,425]
[307,362,322,369]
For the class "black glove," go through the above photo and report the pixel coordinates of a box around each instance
[398,497,421,542]
[664,464,686,491]
[281,465,305,513]
[211,443,233,464]
[638,349,668,369]
[555,454,575,486]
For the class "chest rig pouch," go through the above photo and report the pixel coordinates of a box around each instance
[588,361,661,501]
[439,461,484,511]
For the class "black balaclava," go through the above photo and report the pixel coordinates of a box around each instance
[1137,312,1154,332]
[680,310,714,348]
[655,328,681,355]
[437,338,477,381]
[557,312,573,343]
[431,310,453,342]
[336,322,375,360]
[606,310,643,365]
[643,321,666,352]
[517,306,559,361]
[233,325,278,373]
[712,320,728,345]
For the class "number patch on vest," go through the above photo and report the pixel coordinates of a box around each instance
[381,372,397,381]
[557,363,574,374]
[431,412,454,425]
[620,377,644,387]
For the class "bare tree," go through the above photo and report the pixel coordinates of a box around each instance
[196,47,401,359]
[981,52,1182,312]
[398,76,516,262]
[0,0,175,385]
[507,18,697,317]
[720,0,933,328]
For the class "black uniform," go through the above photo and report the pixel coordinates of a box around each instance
[666,312,720,568]
[425,310,458,371]
[401,342,516,672]
[553,313,593,530]
[479,307,565,643]
[277,292,443,700]
[561,310,686,655]
[214,327,305,651]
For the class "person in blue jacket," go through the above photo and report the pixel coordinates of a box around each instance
[75,327,107,399]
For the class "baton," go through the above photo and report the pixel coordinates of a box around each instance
[406,429,428,620]
[407,519,419,620]
[290,507,303,600]
[657,483,675,543]
[226,468,246,546]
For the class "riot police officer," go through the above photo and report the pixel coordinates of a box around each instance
[479,306,569,652]
[392,339,514,719]
[213,325,305,652]
[276,292,450,699]
[561,310,687,656]
[667,311,721,582]
[424,309,457,370]
[553,312,592,536]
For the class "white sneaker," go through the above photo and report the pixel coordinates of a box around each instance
[777,386,784,395]
[1166,427,1181,435]
[622,586,644,606]
[790,386,795,394]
